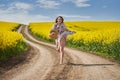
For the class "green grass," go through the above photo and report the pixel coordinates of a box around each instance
[67,39,120,61]
[12,24,21,31]
[0,41,28,61]
[0,24,28,61]
[29,28,54,43]
[29,29,120,62]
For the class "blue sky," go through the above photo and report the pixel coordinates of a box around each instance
[0,0,120,24]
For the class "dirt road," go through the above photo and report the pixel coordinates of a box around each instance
[1,26,120,80]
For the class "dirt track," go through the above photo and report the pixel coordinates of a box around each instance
[0,26,120,80]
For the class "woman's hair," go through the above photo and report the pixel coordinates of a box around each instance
[55,16,64,23]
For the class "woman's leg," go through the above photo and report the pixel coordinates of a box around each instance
[60,46,64,64]
[56,38,60,52]
[55,39,58,49]
[59,38,66,64]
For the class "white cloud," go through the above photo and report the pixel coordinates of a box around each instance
[36,0,61,9]
[0,9,51,24]
[36,0,91,9]
[56,14,91,21]
[0,2,52,24]
[61,0,91,7]
[0,0,92,24]
[57,14,91,19]
[9,2,33,10]
[0,10,51,24]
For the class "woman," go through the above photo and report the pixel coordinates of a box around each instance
[51,16,66,48]
[51,16,67,64]
[50,16,75,64]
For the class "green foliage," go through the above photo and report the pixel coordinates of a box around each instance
[0,41,28,61]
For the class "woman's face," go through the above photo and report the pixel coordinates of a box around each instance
[57,17,63,24]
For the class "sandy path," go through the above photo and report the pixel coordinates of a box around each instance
[0,26,58,80]
[23,25,120,80]
[1,25,120,80]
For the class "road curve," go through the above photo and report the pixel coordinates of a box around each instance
[1,25,120,80]
[23,25,120,80]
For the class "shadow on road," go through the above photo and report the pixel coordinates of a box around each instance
[67,62,114,67]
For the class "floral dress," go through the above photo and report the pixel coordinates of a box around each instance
[51,23,67,48]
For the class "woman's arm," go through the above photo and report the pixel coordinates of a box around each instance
[50,23,57,33]
[62,23,69,31]
[62,24,76,33]
[51,23,57,30]
[50,23,59,33]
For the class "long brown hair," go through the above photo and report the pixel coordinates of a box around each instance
[55,16,64,23]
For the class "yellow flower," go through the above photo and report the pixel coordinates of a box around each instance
[0,22,23,50]
[29,21,120,44]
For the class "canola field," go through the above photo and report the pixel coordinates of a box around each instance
[0,22,26,61]
[29,22,120,61]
